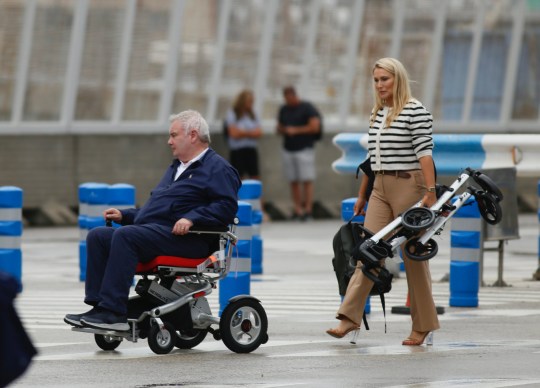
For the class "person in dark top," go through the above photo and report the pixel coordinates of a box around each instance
[64,110,241,331]
[277,86,321,221]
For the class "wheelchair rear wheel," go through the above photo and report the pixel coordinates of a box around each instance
[175,329,208,349]
[94,334,122,351]
[148,321,176,355]
[220,298,268,353]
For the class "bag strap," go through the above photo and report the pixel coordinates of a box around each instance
[362,267,388,333]
[362,311,369,331]
[379,292,387,334]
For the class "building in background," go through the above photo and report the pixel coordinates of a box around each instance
[0,0,539,215]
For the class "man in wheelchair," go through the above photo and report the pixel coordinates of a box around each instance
[65,110,241,332]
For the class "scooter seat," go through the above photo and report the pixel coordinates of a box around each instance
[136,255,216,274]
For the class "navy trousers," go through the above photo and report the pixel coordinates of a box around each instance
[84,225,213,315]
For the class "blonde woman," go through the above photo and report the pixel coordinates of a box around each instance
[326,58,439,346]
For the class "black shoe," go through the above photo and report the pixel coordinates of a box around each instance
[64,307,99,327]
[80,308,129,332]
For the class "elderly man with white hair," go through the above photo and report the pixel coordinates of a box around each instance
[65,110,241,331]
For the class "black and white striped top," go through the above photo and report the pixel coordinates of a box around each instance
[368,99,433,171]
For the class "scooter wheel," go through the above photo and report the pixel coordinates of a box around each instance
[476,191,503,225]
[220,298,268,354]
[175,329,208,349]
[472,171,504,201]
[94,334,122,351]
[148,321,176,355]
[404,237,438,261]
[402,207,435,231]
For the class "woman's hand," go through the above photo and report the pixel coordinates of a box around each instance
[353,197,367,216]
[421,191,437,208]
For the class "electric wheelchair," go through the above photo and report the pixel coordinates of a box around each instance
[71,221,269,354]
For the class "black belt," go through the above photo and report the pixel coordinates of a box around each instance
[375,170,412,179]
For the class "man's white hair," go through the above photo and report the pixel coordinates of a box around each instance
[169,110,211,144]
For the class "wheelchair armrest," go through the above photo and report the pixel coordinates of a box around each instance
[189,225,230,233]
[189,225,238,246]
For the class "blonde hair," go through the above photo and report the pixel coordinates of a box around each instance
[369,57,413,127]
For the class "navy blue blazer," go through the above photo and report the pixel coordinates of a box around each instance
[120,148,241,228]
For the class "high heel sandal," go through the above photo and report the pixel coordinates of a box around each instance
[326,326,360,344]
[402,331,433,346]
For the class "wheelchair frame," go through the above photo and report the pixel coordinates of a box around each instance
[354,167,503,268]
[71,223,269,354]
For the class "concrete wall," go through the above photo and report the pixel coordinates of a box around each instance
[0,133,536,224]
[0,133,359,220]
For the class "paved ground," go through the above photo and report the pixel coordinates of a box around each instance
[8,214,540,388]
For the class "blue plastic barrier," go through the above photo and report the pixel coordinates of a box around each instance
[449,197,482,307]
[107,184,136,225]
[78,183,135,281]
[238,180,263,274]
[0,186,23,291]
[219,201,252,315]
[537,181,540,279]
[78,183,108,281]
[341,197,365,223]
[332,133,540,178]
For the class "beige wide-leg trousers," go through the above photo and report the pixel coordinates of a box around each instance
[337,170,440,332]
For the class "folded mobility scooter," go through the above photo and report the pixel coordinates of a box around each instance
[71,221,269,354]
[351,167,504,275]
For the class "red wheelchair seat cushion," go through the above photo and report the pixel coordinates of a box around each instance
[136,255,209,273]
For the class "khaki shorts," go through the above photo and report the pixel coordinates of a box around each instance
[282,148,316,182]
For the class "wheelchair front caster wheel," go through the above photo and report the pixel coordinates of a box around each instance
[404,237,438,261]
[175,329,208,349]
[148,321,176,354]
[94,334,122,351]
[220,298,268,353]
[402,207,435,231]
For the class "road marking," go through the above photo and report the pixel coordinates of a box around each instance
[386,378,540,388]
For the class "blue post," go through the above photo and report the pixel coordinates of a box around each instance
[536,181,540,280]
[341,197,364,223]
[0,187,23,291]
[449,196,482,307]
[340,197,370,312]
[219,201,252,315]
[108,183,136,227]
[238,180,263,274]
[78,183,109,281]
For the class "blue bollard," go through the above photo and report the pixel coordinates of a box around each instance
[340,197,370,312]
[449,196,482,307]
[108,183,136,228]
[78,183,109,281]
[341,197,365,223]
[0,186,23,291]
[537,181,540,279]
[238,180,263,274]
[219,201,252,315]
